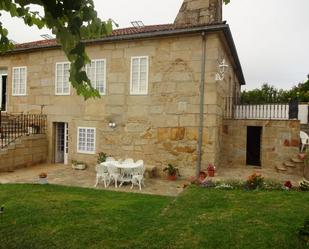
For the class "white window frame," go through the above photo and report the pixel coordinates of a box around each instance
[86,59,107,95]
[55,62,71,96]
[77,127,96,154]
[130,56,149,95]
[12,66,27,96]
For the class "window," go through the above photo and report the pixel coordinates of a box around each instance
[55,62,70,95]
[12,67,27,96]
[130,56,148,95]
[77,127,96,154]
[86,59,106,95]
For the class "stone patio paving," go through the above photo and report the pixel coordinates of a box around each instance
[0,164,186,196]
[0,164,305,196]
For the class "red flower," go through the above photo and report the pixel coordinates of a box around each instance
[284,181,292,189]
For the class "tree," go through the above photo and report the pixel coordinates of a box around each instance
[0,0,113,99]
[240,75,309,104]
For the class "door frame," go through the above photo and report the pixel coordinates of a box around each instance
[54,122,69,165]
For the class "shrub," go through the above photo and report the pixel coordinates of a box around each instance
[245,173,264,190]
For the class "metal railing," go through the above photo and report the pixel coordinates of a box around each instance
[0,112,47,149]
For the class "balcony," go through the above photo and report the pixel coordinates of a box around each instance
[224,97,308,124]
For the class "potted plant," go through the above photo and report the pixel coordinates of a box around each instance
[38,172,48,184]
[72,160,87,170]
[207,164,216,177]
[163,164,179,181]
[97,152,108,164]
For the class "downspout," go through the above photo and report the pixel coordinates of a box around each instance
[196,32,207,177]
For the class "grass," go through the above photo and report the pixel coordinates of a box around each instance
[0,184,308,249]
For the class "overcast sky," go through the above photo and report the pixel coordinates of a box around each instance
[1,0,308,90]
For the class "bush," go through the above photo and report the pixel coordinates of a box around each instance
[245,173,264,190]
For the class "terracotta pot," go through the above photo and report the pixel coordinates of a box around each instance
[208,169,215,177]
[167,174,177,181]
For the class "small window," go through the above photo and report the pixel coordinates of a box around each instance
[77,127,96,154]
[12,67,27,96]
[55,62,70,95]
[130,56,148,95]
[86,59,106,95]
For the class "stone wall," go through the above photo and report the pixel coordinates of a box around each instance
[0,134,48,172]
[220,119,300,169]
[0,32,241,176]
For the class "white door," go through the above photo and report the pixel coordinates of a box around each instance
[64,123,69,165]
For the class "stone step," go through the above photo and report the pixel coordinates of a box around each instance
[283,161,296,168]
[291,157,304,164]
[275,165,288,172]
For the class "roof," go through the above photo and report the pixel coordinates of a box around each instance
[10,23,245,85]
[15,24,175,50]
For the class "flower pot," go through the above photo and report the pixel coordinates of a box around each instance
[167,174,177,181]
[39,177,48,184]
[72,164,86,170]
[208,169,215,177]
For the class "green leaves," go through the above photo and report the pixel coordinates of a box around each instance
[0,0,112,100]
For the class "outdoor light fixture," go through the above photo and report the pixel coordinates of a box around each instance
[108,121,117,129]
[215,58,229,81]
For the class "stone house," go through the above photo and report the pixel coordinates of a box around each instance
[0,0,300,177]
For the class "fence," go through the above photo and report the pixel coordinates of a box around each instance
[224,97,309,124]
[0,112,47,149]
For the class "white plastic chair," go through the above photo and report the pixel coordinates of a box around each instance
[106,163,120,188]
[95,164,109,188]
[123,158,134,163]
[106,157,116,162]
[131,161,145,191]
[300,131,309,152]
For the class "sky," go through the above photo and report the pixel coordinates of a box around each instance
[1,0,309,90]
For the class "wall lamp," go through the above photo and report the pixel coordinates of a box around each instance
[215,58,229,81]
[108,121,117,128]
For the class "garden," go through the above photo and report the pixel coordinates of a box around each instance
[0,180,308,249]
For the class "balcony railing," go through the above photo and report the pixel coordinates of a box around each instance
[0,112,47,149]
[224,97,304,122]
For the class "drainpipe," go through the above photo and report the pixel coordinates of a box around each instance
[196,32,207,177]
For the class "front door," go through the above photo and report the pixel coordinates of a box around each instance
[55,122,69,164]
[0,74,7,111]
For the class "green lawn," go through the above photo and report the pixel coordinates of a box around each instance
[0,184,308,249]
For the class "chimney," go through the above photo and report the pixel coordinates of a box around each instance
[174,0,222,27]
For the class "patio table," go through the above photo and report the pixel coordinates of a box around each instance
[102,161,140,187]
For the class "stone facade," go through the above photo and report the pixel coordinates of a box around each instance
[0,135,48,172]
[220,119,300,169]
[174,0,223,26]
[0,31,240,176]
